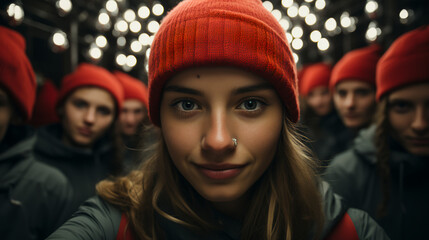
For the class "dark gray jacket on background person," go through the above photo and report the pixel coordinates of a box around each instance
[46,181,389,240]
[301,110,355,167]
[324,125,429,240]
[34,123,117,215]
[0,125,74,240]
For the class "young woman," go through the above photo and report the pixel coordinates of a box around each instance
[47,0,389,239]
[0,26,73,240]
[330,44,382,132]
[324,26,429,240]
[34,63,124,214]
[114,71,154,174]
[299,63,353,164]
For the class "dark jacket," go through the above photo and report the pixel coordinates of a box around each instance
[46,181,389,240]
[301,110,355,165]
[34,123,116,214]
[0,125,74,240]
[324,125,429,240]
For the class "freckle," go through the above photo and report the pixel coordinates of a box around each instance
[196,74,200,79]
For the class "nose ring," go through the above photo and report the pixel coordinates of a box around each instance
[232,138,238,148]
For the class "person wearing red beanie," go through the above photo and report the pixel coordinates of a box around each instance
[114,71,156,173]
[299,63,354,163]
[29,79,60,127]
[330,44,382,130]
[34,63,125,215]
[324,25,429,240]
[0,26,74,239]
[300,63,333,116]
[48,1,388,239]
[114,71,149,137]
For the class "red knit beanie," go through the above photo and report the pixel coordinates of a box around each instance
[299,63,332,96]
[376,25,429,100]
[113,71,148,109]
[58,63,124,114]
[148,0,298,126]
[0,26,36,121]
[30,80,60,127]
[330,44,382,90]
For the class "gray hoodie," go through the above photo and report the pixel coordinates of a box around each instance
[0,126,73,240]
[324,125,429,240]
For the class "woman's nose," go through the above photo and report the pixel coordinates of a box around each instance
[411,106,429,133]
[83,108,96,125]
[201,110,235,154]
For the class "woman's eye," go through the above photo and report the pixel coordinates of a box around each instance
[238,99,265,111]
[390,101,412,113]
[175,100,199,111]
[97,107,112,116]
[73,100,87,109]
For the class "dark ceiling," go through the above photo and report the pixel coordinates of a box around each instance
[1,0,428,86]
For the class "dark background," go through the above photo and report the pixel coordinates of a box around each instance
[1,0,428,86]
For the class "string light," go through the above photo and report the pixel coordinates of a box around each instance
[138,5,150,19]
[263,1,274,12]
[123,9,136,22]
[116,53,127,66]
[6,3,24,25]
[50,30,69,52]
[147,20,160,33]
[95,35,108,49]
[152,3,165,16]
[126,55,137,68]
[310,30,322,42]
[56,0,72,16]
[271,9,282,21]
[317,38,330,51]
[129,21,142,33]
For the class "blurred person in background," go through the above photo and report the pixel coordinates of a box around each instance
[330,44,382,133]
[34,63,124,214]
[114,71,156,174]
[29,79,60,127]
[0,26,73,240]
[299,63,352,165]
[324,25,429,240]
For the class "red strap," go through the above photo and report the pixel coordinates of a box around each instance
[116,214,136,240]
[324,213,359,240]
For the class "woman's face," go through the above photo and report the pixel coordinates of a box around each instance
[160,67,283,206]
[61,87,115,148]
[306,86,332,116]
[388,83,429,157]
[119,99,147,136]
[333,80,376,129]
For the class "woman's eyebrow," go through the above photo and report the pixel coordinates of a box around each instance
[232,83,274,95]
[164,85,203,96]
[164,83,273,96]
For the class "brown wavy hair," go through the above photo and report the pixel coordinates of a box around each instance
[97,117,324,240]
[374,97,391,218]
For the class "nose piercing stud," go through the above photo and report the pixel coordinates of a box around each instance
[232,138,238,148]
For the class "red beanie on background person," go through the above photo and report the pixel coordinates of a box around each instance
[0,26,37,122]
[148,0,298,126]
[376,25,429,100]
[299,63,332,97]
[330,44,382,89]
[57,63,124,115]
[113,71,148,109]
[29,80,60,127]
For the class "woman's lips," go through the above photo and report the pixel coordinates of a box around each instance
[78,127,92,137]
[406,137,429,146]
[194,163,247,180]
